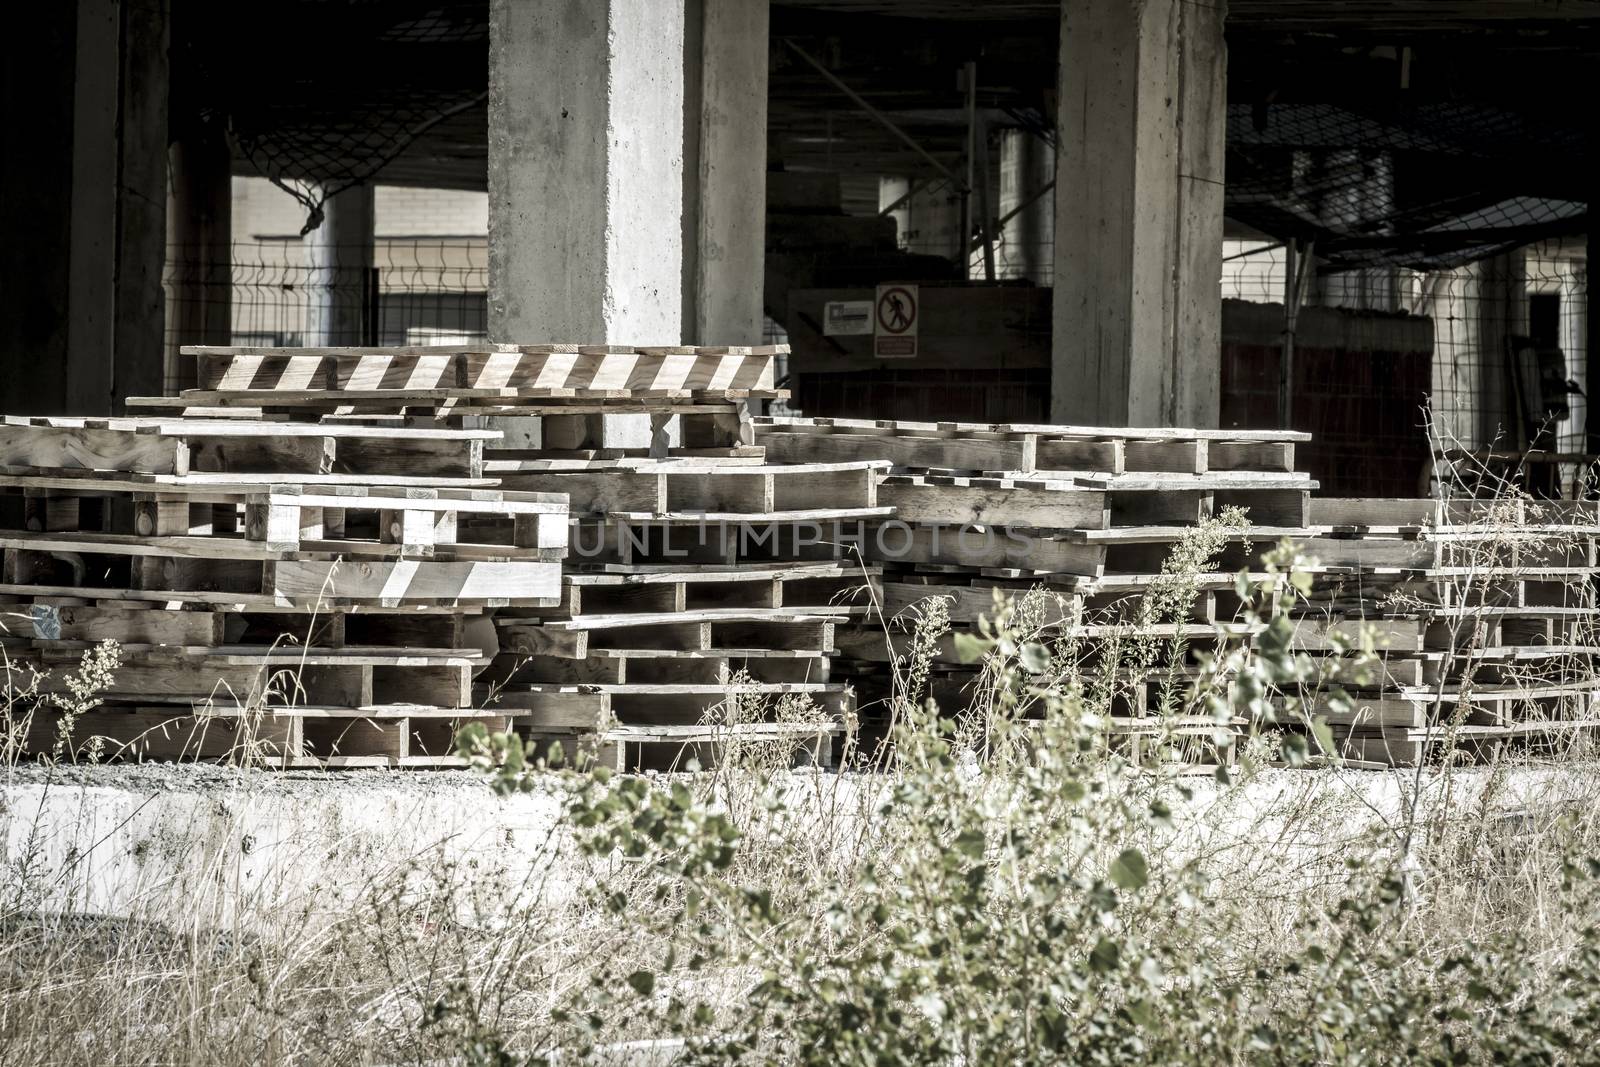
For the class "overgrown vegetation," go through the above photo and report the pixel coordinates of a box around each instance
[2,514,1600,1063]
[446,525,1600,1064]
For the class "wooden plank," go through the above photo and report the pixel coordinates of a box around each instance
[865,523,1107,575]
[757,429,1037,472]
[269,560,561,603]
[0,424,186,474]
[878,479,1107,528]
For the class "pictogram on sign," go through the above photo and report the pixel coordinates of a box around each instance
[873,283,918,359]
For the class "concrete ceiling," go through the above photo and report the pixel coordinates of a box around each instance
[181,0,1598,264]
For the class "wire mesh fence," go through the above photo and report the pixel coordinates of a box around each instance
[162,238,488,392]
[1222,237,1590,496]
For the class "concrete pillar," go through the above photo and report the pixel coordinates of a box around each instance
[998,130,1054,284]
[1559,258,1587,456]
[1476,250,1527,448]
[6,1,187,413]
[165,119,233,390]
[1,2,77,415]
[110,0,171,406]
[1426,268,1482,450]
[305,184,375,347]
[5,0,171,415]
[1052,0,1227,427]
[1588,195,1598,456]
[683,0,769,345]
[488,0,686,344]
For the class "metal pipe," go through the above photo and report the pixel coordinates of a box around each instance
[975,183,1054,249]
[879,178,930,218]
[970,62,995,282]
[1281,238,1315,429]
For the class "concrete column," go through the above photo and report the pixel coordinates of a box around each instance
[1559,258,1587,456]
[110,0,170,406]
[1476,251,1527,448]
[304,184,375,347]
[1588,192,1598,456]
[165,119,233,390]
[488,0,686,344]
[0,0,169,414]
[1052,0,1227,427]
[64,0,121,411]
[998,129,1054,284]
[1,2,77,415]
[683,0,769,345]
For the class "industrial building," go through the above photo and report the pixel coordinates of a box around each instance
[2,0,1596,496]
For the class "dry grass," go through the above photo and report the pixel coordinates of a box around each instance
[4,460,1600,1062]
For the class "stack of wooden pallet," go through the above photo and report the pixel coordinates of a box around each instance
[128,343,877,771]
[754,416,1316,766]
[483,439,885,771]
[0,415,566,767]
[19,346,1589,774]
[130,343,779,419]
[1286,497,1600,766]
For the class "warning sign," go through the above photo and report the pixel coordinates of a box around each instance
[823,300,873,336]
[874,284,918,359]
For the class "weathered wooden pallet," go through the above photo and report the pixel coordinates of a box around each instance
[129,388,785,419]
[514,561,876,618]
[24,643,483,710]
[1331,718,1600,766]
[878,475,1106,528]
[1308,496,1600,534]
[184,344,782,393]
[500,606,845,660]
[498,461,889,519]
[520,719,844,773]
[831,621,1252,667]
[0,416,492,479]
[570,517,879,568]
[0,546,563,607]
[753,416,1306,476]
[26,705,515,768]
[496,680,854,729]
[0,596,498,652]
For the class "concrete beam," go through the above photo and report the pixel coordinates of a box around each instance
[684,0,769,346]
[305,184,375,346]
[1052,0,1226,428]
[488,0,686,344]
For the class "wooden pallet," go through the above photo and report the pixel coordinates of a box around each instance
[753,416,1307,476]
[185,344,782,393]
[24,704,516,768]
[0,415,492,479]
[498,460,890,519]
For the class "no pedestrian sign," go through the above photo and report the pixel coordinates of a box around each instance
[874,283,918,359]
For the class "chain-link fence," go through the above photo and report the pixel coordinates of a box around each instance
[1223,237,1589,496]
[162,237,488,391]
